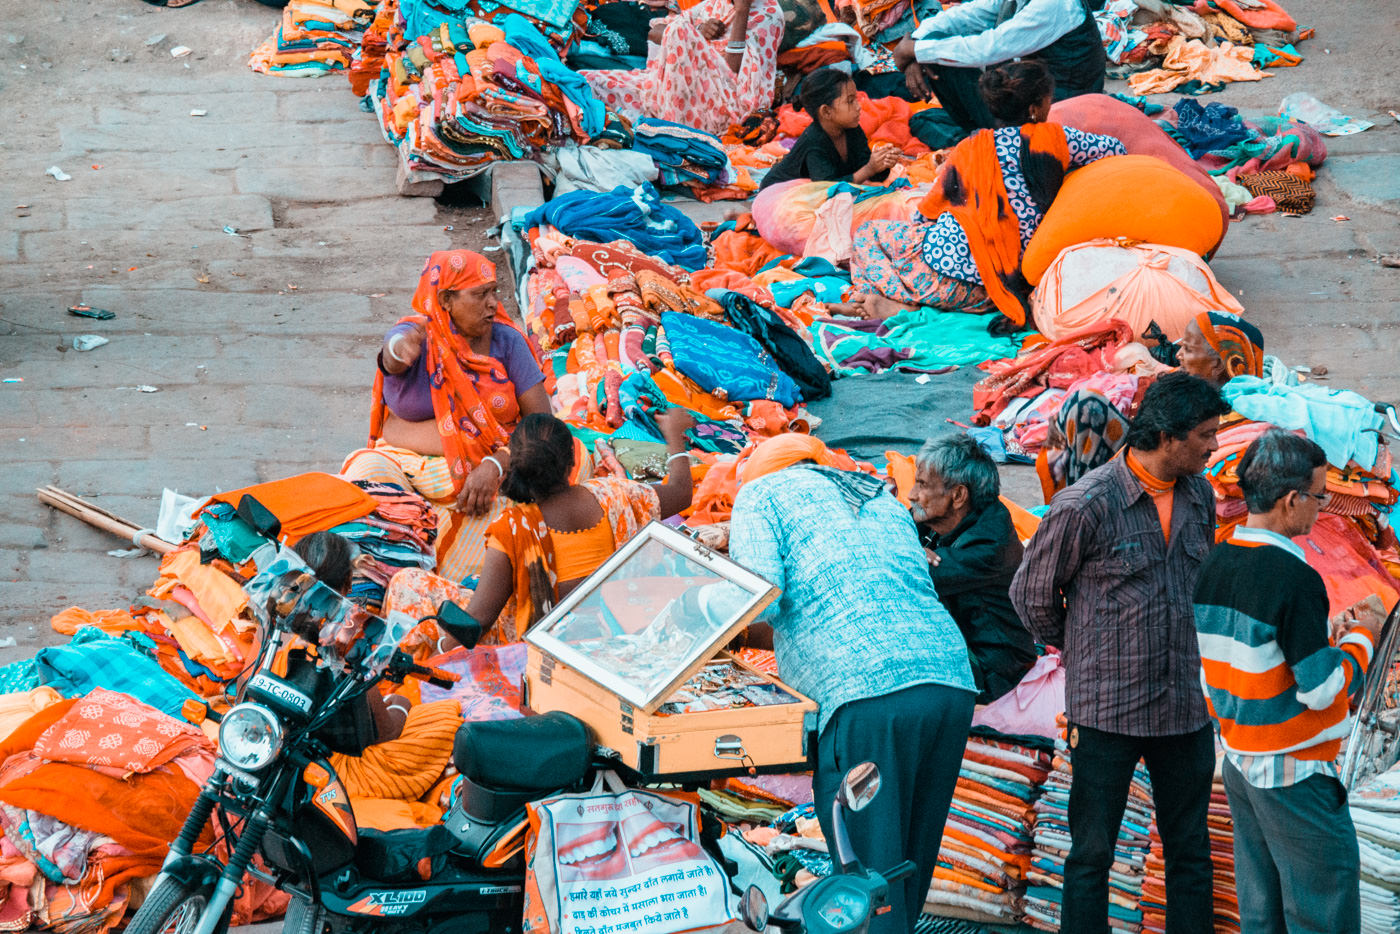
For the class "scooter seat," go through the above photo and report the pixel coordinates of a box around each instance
[453,711,592,792]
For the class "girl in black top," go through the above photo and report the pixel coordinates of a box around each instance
[760,67,901,190]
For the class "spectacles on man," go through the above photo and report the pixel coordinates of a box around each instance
[1297,490,1330,507]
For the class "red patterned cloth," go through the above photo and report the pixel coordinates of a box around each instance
[32,689,212,780]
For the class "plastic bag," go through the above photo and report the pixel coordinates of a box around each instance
[523,772,735,934]
[1279,92,1374,137]
[971,649,1065,739]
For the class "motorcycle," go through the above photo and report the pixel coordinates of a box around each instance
[738,762,916,934]
[126,546,603,934]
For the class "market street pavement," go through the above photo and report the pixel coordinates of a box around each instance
[2,0,1398,662]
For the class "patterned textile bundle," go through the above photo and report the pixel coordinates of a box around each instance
[1237,169,1315,213]
[631,117,733,189]
[358,0,622,180]
[250,0,377,77]
[332,480,439,613]
[1350,763,1400,934]
[1024,739,1152,932]
[922,732,1053,927]
[1140,764,1239,932]
[1154,104,1327,178]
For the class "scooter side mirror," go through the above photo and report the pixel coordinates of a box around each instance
[837,761,881,813]
[739,885,768,932]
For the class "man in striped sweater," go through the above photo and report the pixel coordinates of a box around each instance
[1193,429,1382,934]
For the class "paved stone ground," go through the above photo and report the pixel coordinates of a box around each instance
[1,0,1397,661]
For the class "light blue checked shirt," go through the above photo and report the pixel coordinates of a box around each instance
[729,467,976,735]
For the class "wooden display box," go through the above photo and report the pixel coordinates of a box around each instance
[524,645,818,781]
[522,521,818,781]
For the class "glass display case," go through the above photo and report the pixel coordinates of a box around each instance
[523,522,817,780]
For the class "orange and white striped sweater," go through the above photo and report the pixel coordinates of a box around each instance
[1192,526,1374,786]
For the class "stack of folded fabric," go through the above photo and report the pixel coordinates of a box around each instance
[1024,740,1152,933]
[923,730,1053,927]
[250,0,376,77]
[1140,761,1239,932]
[330,481,438,612]
[632,117,735,192]
[1349,762,1400,934]
[362,0,623,180]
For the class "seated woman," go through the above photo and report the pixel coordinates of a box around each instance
[1036,311,1264,501]
[341,250,551,586]
[1177,311,1265,387]
[760,68,901,191]
[842,61,1125,326]
[449,409,697,644]
[579,0,783,137]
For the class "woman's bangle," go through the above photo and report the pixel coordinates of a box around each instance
[384,334,408,365]
[481,455,504,477]
[667,452,691,466]
[725,41,746,53]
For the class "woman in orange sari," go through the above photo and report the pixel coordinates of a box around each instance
[460,410,696,643]
[844,62,1125,328]
[341,250,552,585]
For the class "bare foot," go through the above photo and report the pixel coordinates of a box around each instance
[827,300,865,317]
[848,291,918,320]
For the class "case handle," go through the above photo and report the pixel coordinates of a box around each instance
[714,734,757,774]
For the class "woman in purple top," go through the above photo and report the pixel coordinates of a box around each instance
[342,250,551,585]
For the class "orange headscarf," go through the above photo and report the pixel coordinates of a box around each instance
[919,123,1071,326]
[370,250,520,494]
[1195,311,1264,380]
[739,434,838,486]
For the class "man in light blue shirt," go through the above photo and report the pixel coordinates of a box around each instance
[729,452,976,934]
[891,0,1106,132]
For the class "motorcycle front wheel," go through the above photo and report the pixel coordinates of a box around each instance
[126,878,231,934]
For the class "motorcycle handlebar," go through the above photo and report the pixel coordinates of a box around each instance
[882,861,917,884]
[408,663,461,689]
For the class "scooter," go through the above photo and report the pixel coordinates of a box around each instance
[738,762,916,934]
[125,547,604,934]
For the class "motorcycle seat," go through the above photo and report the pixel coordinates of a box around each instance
[453,711,592,792]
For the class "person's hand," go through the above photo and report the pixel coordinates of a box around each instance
[648,16,672,43]
[456,459,502,517]
[893,37,918,70]
[656,408,696,448]
[869,146,902,171]
[924,546,942,567]
[698,17,726,40]
[903,63,931,101]
[1331,594,1389,642]
[385,322,426,370]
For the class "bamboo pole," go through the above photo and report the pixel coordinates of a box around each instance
[37,486,178,555]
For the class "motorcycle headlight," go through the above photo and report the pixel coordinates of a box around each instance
[218,703,283,771]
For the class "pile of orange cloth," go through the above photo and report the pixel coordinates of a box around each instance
[332,699,465,831]
[775,94,936,156]
[52,546,260,696]
[1128,37,1268,95]
[0,693,225,934]
[206,472,378,545]
[924,732,1053,927]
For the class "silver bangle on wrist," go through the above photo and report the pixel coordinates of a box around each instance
[725,40,747,53]
[481,455,504,477]
[667,452,691,466]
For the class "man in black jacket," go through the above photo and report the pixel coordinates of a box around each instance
[911,434,1036,702]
